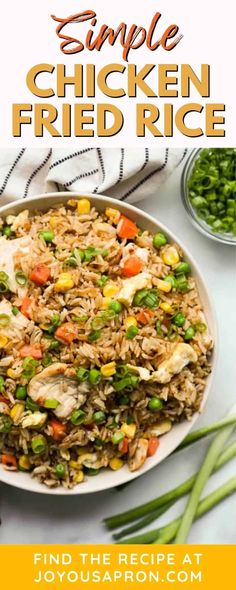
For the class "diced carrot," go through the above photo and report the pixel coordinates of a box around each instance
[48,419,67,441]
[1,453,17,470]
[117,215,138,239]
[136,308,154,325]
[0,395,9,405]
[19,344,42,360]
[21,297,33,319]
[119,437,129,454]
[121,255,143,277]
[55,323,78,344]
[147,437,160,457]
[29,264,51,286]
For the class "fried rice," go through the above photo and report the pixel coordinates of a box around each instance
[0,199,213,488]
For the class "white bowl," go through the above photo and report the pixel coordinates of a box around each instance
[0,193,217,495]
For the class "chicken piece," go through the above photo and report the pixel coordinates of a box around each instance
[0,236,31,295]
[150,343,198,384]
[78,453,102,469]
[21,412,47,429]
[117,272,152,307]
[0,299,30,340]
[128,438,149,472]
[28,363,86,419]
[126,363,150,381]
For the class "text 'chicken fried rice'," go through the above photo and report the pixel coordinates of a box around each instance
[0,199,213,488]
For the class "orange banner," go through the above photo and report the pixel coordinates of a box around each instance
[1,544,236,589]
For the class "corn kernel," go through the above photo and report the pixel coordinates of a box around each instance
[121,422,136,439]
[0,335,8,348]
[10,403,24,423]
[156,278,172,293]
[160,301,173,314]
[19,455,31,471]
[103,283,120,298]
[101,362,116,377]
[124,316,138,330]
[161,246,180,266]
[69,460,80,470]
[49,216,58,228]
[73,470,84,483]
[100,297,112,309]
[54,273,74,293]
[109,458,124,471]
[67,199,77,207]
[7,368,16,379]
[105,207,121,224]
[77,198,91,215]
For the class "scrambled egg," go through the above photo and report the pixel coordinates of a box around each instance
[150,343,198,384]
[117,272,152,307]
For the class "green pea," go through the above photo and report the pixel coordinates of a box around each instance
[93,411,106,424]
[55,463,65,478]
[31,435,47,454]
[109,300,123,314]
[0,414,13,433]
[71,409,86,425]
[89,368,101,385]
[74,249,85,262]
[195,322,207,333]
[15,385,27,400]
[184,326,195,341]
[112,431,125,445]
[88,330,101,342]
[153,232,167,249]
[148,397,164,412]
[176,274,189,293]
[84,467,99,476]
[172,312,186,327]
[126,325,139,340]
[175,262,190,275]
[76,367,89,381]
[49,339,60,351]
[3,225,12,238]
[38,230,55,243]
[12,307,19,316]
[97,275,109,288]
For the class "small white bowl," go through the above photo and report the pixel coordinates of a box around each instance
[0,193,217,495]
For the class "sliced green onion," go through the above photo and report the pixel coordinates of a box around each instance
[25,397,40,412]
[76,367,89,381]
[0,281,9,293]
[126,325,139,340]
[88,330,101,342]
[112,431,125,445]
[22,356,39,379]
[91,316,106,330]
[175,262,190,275]
[0,314,10,327]
[84,467,99,476]
[71,315,88,323]
[195,322,207,333]
[71,409,86,425]
[38,230,55,243]
[44,399,59,409]
[133,289,149,306]
[0,414,13,433]
[0,271,9,282]
[12,307,19,316]
[41,354,53,367]
[93,411,106,424]
[143,290,159,308]
[97,275,109,288]
[89,368,101,385]
[31,434,47,454]
[0,376,5,392]
[15,271,27,286]
[55,463,65,478]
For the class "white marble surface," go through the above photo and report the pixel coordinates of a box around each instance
[1,163,236,544]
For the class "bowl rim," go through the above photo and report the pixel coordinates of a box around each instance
[0,192,218,495]
[181,148,236,246]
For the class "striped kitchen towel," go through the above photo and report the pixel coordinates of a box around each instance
[0,147,188,205]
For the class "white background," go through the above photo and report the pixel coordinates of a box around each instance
[1,162,236,544]
[0,0,235,146]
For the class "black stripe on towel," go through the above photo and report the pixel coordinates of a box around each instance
[63,168,99,189]
[49,148,94,170]
[93,148,105,193]
[0,149,26,196]
[140,148,150,172]
[121,148,169,201]
[23,149,52,198]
